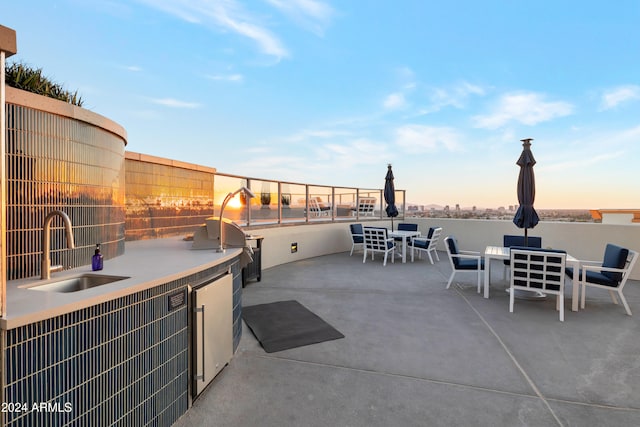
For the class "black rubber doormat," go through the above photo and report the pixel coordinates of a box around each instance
[242,300,344,353]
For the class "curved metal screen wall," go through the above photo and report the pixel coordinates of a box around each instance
[125,154,215,240]
[5,103,126,281]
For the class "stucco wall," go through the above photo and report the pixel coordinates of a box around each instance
[249,218,640,280]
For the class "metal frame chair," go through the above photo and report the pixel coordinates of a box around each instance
[352,198,376,217]
[444,236,484,292]
[349,224,364,256]
[410,227,442,264]
[509,247,567,321]
[363,227,395,266]
[574,245,639,316]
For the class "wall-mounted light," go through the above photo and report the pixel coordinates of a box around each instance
[217,186,256,252]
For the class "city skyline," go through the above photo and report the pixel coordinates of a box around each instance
[5,1,640,209]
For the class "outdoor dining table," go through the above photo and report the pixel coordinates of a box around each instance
[387,229,421,264]
[483,246,582,311]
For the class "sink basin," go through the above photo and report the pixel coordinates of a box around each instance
[27,274,130,293]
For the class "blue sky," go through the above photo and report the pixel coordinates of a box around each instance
[5,1,640,209]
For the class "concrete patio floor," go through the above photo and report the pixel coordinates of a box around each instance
[174,250,640,427]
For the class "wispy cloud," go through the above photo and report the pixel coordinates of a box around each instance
[418,81,486,115]
[320,138,391,165]
[286,128,352,142]
[123,65,142,72]
[383,92,406,110]
[265,0,335,36]
[543,125,640,171]
[206,73,244,82]
[137,0,289,60]
[600,85,640,110]
[394,125,461,153]
[544,151,625,172]
[150,98,201,109]
[473,92,573,129]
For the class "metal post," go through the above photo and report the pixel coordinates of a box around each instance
[0,25,16,316]
[1,49,6,316]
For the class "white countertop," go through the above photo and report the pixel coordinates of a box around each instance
[2,236,242,329]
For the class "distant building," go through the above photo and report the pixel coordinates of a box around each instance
[590,209,640,225]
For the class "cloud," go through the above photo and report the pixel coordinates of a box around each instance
[320,138,391,165]
[206,73,244,82]
[543,125,640,172]
[418,81,486,115]
[138,0,289,60]
[600,85,640,110]
[383,93,406,110]
[287,129,352,142]
[545,151,625,172]
[394,125,461,153]
[123,65,142,72]
[150,98,201,109]
[265,0,335,35]
[473,92,573,129]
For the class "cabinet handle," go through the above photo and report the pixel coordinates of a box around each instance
[195,304,205,381]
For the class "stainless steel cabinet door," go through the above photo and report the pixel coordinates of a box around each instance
[193,274,233,396]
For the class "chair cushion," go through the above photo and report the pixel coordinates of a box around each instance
[410,239,430,249]
[350,224,364,243]
[446,237,460,266]
[457,258,485,270]
[398,223,418,232]
[426,227,436,239]
[602,244,629,283]
[566,267,618,287]
[503,236,542,265]
[503,235,542,248]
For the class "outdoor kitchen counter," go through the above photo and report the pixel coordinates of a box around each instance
[2,236,242,329]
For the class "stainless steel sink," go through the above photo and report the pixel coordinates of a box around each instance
[27,274,130,293]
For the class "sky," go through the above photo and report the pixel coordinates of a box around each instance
[4,1,640,209]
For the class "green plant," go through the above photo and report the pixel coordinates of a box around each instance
[260,192,271,206]
[4,61,84,107]
[281,194,291,206]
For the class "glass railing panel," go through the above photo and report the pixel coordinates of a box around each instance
[355,189,383,219]
[307,185,333,221]
[249,179,279,224]
[214,175,250,226]
[334,187,358,220]
[213,173,404,226]
[280,183,307,223]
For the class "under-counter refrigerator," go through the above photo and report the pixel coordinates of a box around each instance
[192,273,233,397]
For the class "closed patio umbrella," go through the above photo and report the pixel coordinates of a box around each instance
[513,138,539,245]
[384,164,399,230]
[512,138,543,300]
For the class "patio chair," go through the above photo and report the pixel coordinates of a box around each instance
[349,223,364,256]
[308,197,331,217]
[351,198,376,217]
[566,244,639,315]
[509,247,567,321]
[444,235,484,292]
[409,226,442,264]
[394,223,418,242]
[363,227,395,266]
[503,235,542,280]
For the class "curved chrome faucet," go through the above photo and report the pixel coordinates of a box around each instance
[41,210,75,280]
